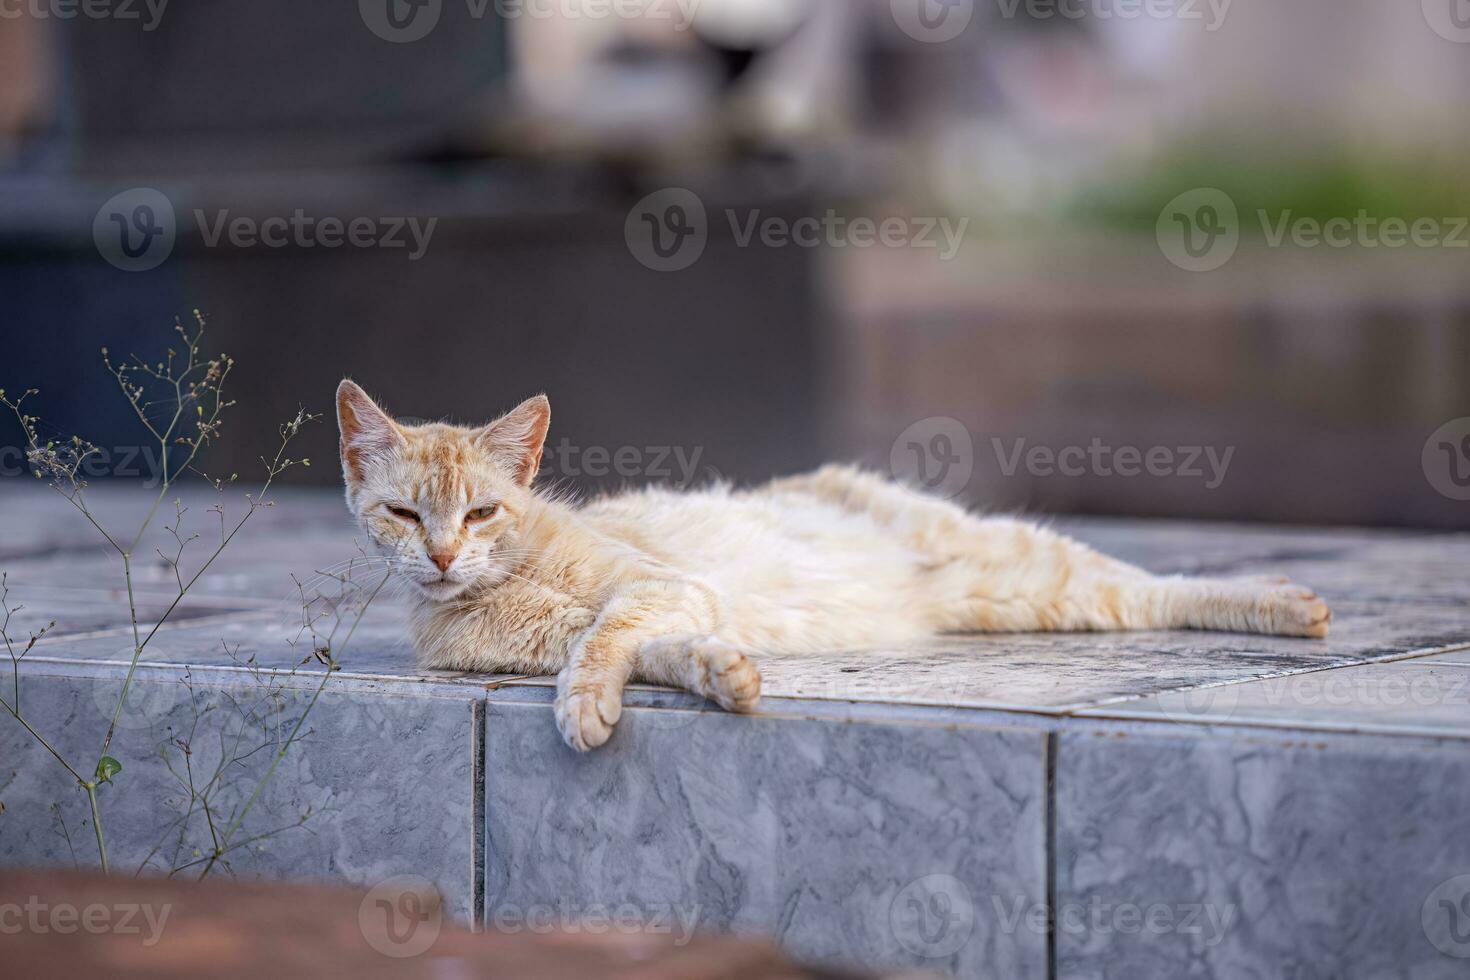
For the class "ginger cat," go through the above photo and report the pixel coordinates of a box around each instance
[336,382,1331,751]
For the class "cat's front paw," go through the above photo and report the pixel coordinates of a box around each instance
[554,682,624,752]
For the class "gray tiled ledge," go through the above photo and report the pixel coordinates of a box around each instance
[0,659,482,922]
[5,484,1470,978]
[1055,725,1470,980]
[485,688,1048,978]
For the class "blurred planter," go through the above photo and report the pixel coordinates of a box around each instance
[824,233,1470,529]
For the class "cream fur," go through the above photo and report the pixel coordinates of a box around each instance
[337,382,1332,752]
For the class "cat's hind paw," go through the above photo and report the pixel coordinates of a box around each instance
[1261,583,1332,639]
[555,682,623,752]
[695,640,763,713]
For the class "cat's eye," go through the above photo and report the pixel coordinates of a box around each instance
[465,505,499,524]
[386,506,420,523]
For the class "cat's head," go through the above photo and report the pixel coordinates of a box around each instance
[335,380,550,602]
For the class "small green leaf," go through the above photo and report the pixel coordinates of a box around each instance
[94,756,122,784]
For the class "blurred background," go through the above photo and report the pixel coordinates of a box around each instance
[1,0,1467,527]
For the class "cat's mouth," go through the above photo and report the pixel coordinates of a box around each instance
[415,574,472,602]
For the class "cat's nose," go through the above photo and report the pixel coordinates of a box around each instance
[429,550,458,573]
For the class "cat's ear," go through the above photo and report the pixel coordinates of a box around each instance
[336,380,404,483]
[476,395,550,486]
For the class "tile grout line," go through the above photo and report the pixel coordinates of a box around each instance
[470,698,486,932]
[1044,731,1058,980]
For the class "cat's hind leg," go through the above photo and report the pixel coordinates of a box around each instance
[764,466,1331,638]
[926,518,1332,638]
[637,635,762,713]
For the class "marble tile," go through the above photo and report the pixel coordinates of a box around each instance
[1076,660,1470,737]
[0,583,258,639]
[484,696,1047,978]
[494,596,1470,714]
[0,664,481,922]
[28,590,1470,720]
[22,602,450,682]
[11,484,1470,715]
[2,485,379,602]
[1054,729,1470,980]
[1411,650,1470,667]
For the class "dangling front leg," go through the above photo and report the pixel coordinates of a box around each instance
[555,579,723,751]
